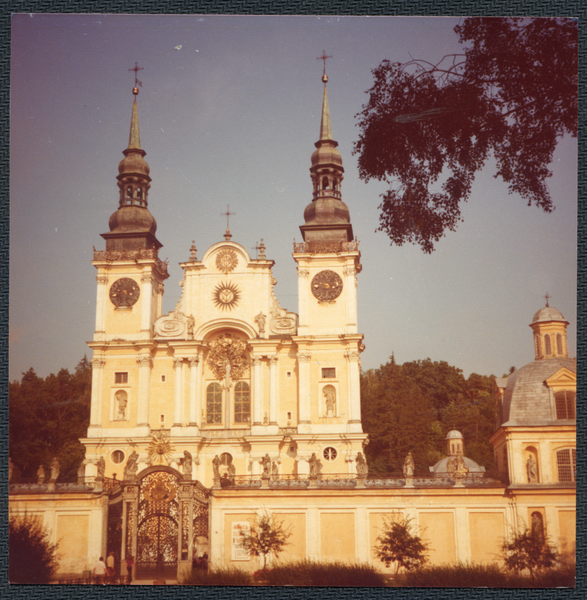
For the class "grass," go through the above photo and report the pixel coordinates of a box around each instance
[395,562,575,588]
[180,566,252,586]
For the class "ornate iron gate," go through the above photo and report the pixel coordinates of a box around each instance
[135,471,180,580]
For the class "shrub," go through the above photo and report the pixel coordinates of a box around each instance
[9,513,58,583]
[180,566,252,586]
[374,515,428,574]
[239,511,292,570]
[261,560,386,587]
[502,525,558,579]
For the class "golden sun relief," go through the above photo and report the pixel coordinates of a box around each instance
[213,281,240,311]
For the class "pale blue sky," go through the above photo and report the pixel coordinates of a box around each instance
[10,14,577,382]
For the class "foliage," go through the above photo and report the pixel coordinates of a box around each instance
[9,357,91,481]
[261,560,386,587]
[361,357,498,473]
[396,562,574,588]
[180,566,252,586]
[354,17,578,252]
[375,516,428,574]
[502,525,558,579]
[9,513,59,583]
[239,512,292,570]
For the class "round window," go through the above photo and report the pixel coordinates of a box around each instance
[323,447,337,461]
[111,450,125,464]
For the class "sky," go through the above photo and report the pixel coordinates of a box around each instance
[10,14,577,383]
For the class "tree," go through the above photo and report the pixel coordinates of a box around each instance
[354,17,578,252]
[375,515,428,574]
[9,513,58,583]
[502,524,558,580]
[239,512,292,570]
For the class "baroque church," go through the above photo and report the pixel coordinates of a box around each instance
[9,70,576,581]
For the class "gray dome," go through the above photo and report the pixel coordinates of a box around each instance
[108,205,157,235]
[501,357,576,426]
[446,430,463,440]
[430,456,485,474]
[531,306,567,324]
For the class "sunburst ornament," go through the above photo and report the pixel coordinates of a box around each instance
[213,281,240,311]
[215,248,238,273]
[147,431,175,465]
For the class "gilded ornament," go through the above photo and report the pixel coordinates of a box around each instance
[142,472,178,503]
[213,281,240,311]
[215,248,238,273]
[206,334,249,382]
[147,431,175,465]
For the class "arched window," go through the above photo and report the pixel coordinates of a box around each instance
[557,333,563,355]
[544,334,552,355]
[531,512,544,542]
[554,390,576,420]
[322,176,329,189]
[126,185,133,198]
[234,382,250,424]
[535,335,542,357]
[556,448,576,482]
[206,383,222,424]
[136,187,143,200]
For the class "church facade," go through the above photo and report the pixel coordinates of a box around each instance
[9,73,575,581]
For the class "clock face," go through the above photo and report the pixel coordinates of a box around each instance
[311,270,343,301]
[109,277,140,307]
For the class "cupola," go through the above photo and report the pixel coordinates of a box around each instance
[529,299,569,360]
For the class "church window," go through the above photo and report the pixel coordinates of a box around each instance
[556,448,576,482]
[535,335,542,357]
[206,383,222,424]
[557,333,563,355]
[115,372,128,384]
[112,450,125,464]
[126,185,132,198]
[544,334,552,355]
[322,367,336,379]
[234,381,250,424]
[137,187,142,199]
[323,447,337,461]
[322,176,329,189]
[554,390,576,420]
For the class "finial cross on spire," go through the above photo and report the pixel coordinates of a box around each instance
[129,61,144,89]
[544,292,551,307]
[222,204,236,229]
[317,50,332,78]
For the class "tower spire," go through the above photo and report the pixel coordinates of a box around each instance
[317,51,333,141]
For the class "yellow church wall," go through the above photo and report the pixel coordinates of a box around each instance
[468,512,505,564]
[276,512,306,561]
[558,510,575,561]
[55,514,90,575]
[223,512,256,568]
[419,512,456,565]
[320,512,355,562]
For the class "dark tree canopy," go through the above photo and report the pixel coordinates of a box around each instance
[354,17,578,252]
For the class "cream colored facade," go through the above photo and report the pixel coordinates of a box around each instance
[9,76,575,580]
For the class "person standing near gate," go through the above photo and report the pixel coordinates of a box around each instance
[106,551,115,583]
[93,556,106,584]
[125,554,134,584]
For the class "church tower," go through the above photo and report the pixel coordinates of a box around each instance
[87,82,169,439]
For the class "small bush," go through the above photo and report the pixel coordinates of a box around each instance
[262,560,386,587]
[180,566,252,586]
[9,513,58,583]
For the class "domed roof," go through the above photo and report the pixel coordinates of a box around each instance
[430,456,485,474]
[303,197,350,225]
[118,151,150,178]
[108,205,157,235]
[531,306,567,324]
[311,144,343,169]
[445,430,463,440]
[501,356,576,426]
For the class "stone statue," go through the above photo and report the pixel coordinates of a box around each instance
[124,451,139,481]
[526,454,538,483]
[309,453,320,478]
[356,452,368,476]
[115,390,128,420]
[9,457,13,483]
[37,464,46,484]
[186,315,195,337]
[403,452,415,478]
[454,449,467,476]
[212,455,221,480]
[96,456,106,481]
[182,450,193,476]
[324,386,336,417]
[531,512,544,541]
[50,457,60,482]
[446,456,456,474]
[254,312,266,337]
[271,460,279,479]
[261,454,271,479]
[227,462,236,483]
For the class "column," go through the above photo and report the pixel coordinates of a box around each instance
[173,357,183,427]
[136,355,153,428]
[297,267,310,332]
[298,353,312,424]
[188,356,200,426]
[89,358,105,428]
[343,266,357,332]
[252,357,263,426]
[95,275,108,335]
[140,272,153,337]
[269,355,279,425]
[346,351,361,424]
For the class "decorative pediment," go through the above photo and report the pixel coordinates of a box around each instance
[154,278,195,339]
[545,367,576,389]
[269,276,298,335]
